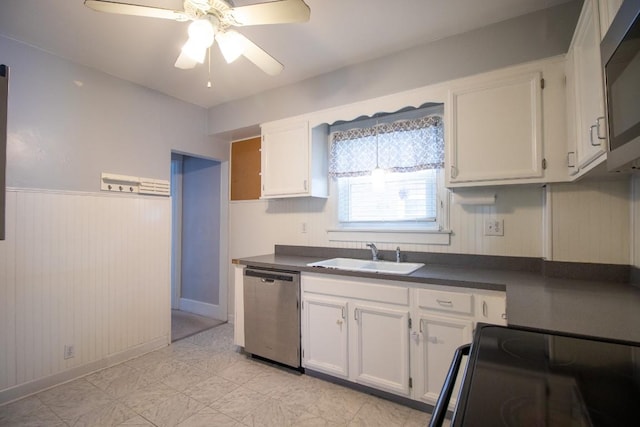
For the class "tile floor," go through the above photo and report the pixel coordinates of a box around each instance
[0,323,435,426]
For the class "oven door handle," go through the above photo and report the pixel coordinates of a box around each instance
[428,343,471,427]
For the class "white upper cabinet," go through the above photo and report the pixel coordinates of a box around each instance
[260,119,329,198]
[445,57,567,187]
[598,0,624,39]
[566,0,608,177]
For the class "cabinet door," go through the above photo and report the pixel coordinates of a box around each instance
[570,0,607,172]
[415,315,472,406]
[351,304,411,396]
[448,71,543,183]
[476,294,507,326]
[261,120,309,197]
[302,295,349,378]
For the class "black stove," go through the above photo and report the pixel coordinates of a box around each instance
[434,324,640,427]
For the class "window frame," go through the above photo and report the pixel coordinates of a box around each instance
[326,106,451,245]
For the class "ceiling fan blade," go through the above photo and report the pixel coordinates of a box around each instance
[175,51,198,69]
[228,0,310,26]
[236,33,284,75]
[84,0,189,21]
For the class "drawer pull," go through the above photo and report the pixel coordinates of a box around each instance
[482,301,488,317]
[437,299,453,307]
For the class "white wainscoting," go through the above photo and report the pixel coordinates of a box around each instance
[0,188,171,404]
[550,177,631,264]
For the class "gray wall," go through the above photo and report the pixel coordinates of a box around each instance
[180,155,221,305]
[1,35,227,193]
[207,0,582,135]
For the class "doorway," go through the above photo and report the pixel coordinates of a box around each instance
[170,152,227,341]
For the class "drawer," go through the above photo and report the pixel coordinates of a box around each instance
[417,289,474,315]
[302,273,410,306]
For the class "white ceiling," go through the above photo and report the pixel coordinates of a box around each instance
[0,0,573,109]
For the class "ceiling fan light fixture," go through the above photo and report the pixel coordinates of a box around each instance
[187,19,215,48]
[180,18,215,63]
[181,39,207,63]
[217,30,248,63]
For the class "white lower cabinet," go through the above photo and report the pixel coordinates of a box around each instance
[476,294,508,325]
[301,295,349,378]
[414,315,472,406]
[302,273,411,397]
[352,303,411,396]
[301,273,506,406]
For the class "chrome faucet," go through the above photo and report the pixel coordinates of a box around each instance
[366,243,379,261]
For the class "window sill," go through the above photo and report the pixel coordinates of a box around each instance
[326,228,451,245]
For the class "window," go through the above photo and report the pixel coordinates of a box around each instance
[338,169,438,224]
[329,107,447,233]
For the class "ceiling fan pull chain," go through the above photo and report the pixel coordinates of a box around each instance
[207,46,212,88]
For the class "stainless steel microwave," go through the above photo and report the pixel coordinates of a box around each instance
[602,0,640,171]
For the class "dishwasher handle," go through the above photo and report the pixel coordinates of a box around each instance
[245,269,296,282]
[428,343,471,427]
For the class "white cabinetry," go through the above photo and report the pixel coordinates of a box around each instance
[301,272,507,405]
[415,315,472,405]
[301,274,411,397]
[352,303,411,396]
[446,57,567,187]
[566,0,608,177]
[260,119,329,198]
[411,288,474,406]
[598,0,624,39]
[411,287,506,406]
[476,294,508,325]
[301,295,349,378]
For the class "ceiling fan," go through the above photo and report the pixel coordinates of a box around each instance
[84,0,310,75]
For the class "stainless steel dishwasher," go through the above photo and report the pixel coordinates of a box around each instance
[243,268,301,368]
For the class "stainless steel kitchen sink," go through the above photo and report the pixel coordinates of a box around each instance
[306,257,424,275]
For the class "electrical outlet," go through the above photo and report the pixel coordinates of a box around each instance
[64,344,75,359]
[484,219,504,236]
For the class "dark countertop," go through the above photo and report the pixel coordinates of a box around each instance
[237,253,640,344]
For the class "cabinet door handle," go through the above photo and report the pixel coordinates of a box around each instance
[450,166,458,179]
[303,180,308,191]
[354,308,358,321]
[436,299,453,307]
[419,318,424,333]
[589,124,601,147]
[482,301,488,317]
[341,306,346,319]
[596,116,607,140]
[567,151,576,168]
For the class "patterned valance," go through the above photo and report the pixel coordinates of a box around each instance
[329,115,444,178]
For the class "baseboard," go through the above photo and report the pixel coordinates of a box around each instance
[179,298,223,319]
[0,335,169,406]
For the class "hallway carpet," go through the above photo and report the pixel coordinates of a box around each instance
[171,309,225,342]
